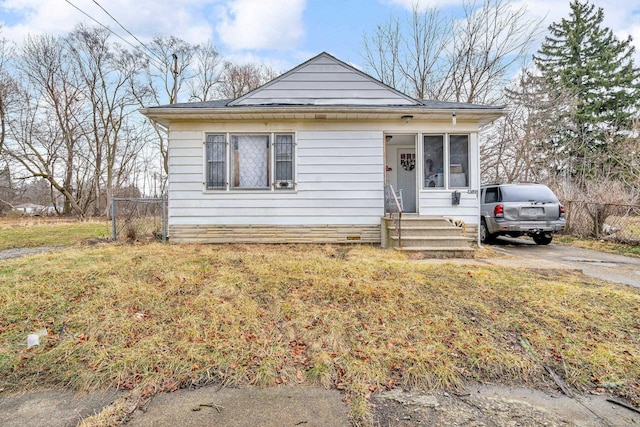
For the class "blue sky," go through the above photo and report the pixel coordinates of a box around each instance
[0,0,639,72]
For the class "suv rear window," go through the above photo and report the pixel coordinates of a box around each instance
[500,185,558,203]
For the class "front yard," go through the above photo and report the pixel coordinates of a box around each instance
[0,218,110,250]
[0,224,638,425]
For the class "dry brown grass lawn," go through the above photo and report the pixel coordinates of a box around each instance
[556,235,640,257]
[1,243,639,425]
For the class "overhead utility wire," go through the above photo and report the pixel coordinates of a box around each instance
[64,0,165,70]
[91,0,166,66]
[91,0,182,103]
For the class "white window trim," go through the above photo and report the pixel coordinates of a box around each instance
[420,133,470,191]
[272,133,296,190]
[203,132,297,192]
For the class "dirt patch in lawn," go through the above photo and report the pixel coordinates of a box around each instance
[372,383,640,427]
[0,246,61,260]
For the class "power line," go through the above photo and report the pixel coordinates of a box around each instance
[91,0,166,66]
[64,0,165,70]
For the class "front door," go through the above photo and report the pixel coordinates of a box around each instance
[397,148,416,213]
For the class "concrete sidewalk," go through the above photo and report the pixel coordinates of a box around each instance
[0,386,351,427]
[127,386,350,427]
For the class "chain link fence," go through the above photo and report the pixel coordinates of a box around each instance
[111,196,167,243]
[564,200,640,243]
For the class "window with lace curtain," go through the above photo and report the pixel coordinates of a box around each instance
[205,133,295,190]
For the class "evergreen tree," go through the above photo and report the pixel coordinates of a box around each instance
[533,0,640,180]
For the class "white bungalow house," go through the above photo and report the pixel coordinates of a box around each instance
[141,52,504,254]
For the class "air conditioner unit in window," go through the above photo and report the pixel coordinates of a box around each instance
[277,181,294,189]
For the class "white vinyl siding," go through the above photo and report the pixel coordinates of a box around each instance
[155,51,498,242]
[170,129,384,226]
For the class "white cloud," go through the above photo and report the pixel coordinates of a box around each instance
[215,0,306,51]
[0,0,637,66]
[379,0,464,10]
[0,0,218,45]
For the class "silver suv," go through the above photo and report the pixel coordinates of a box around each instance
[480,183,565,245]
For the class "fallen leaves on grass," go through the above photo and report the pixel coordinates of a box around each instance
[1,243,639,425]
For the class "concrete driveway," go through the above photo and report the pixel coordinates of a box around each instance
[484,237,640,288]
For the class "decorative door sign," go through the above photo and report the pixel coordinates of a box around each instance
[400,153,416,171]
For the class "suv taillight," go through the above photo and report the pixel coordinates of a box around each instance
[560,204,565,218]
[494,204,504,218]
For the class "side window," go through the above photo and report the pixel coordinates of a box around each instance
[485,187,499,203]
[205,134,226,189]
[274,134,294,189]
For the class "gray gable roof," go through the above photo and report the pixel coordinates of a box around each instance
[228,52,418,107]
[148,52,501,111]
[141,52,505,126]
[158,98,499,110]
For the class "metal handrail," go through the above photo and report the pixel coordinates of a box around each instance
[386,185,403,248]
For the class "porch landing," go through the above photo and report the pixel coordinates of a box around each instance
[381,215,477,257]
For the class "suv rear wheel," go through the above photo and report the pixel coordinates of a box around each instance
[532,233,553,245]
[480,219,496,244]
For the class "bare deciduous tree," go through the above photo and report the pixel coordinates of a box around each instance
[7,86,88,217]
[139,36,199,175]
[10,34,89,216]
[0,28,14,157]
[217,61,279,99]
[68,25,146,217]
[445,0,541,104]
[4,28,152,218]
[481,70,577,184]
[146,36,196,105]
[362,5,449,99]
[188,40,222,102]
[361,0,541,104]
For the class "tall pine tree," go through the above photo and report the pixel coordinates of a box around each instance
[534,0,640,180]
